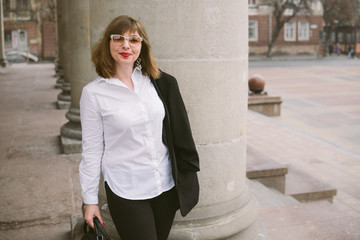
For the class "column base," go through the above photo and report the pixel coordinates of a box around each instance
[53,58,61,78]
[69,206,267,240]
[169,191,260,240]
[225,220,267,240]
[70,214,267,240]
[0,58,8,67]
[57,93,71,109]
[71,178,122,240]
[60,108,82,153]
[61,136,81,154]
[55,77,64,89]
[70,213,84,240]
[57,82,71,109]
[57,100,71,109]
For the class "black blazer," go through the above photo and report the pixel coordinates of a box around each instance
[151,71,200,217]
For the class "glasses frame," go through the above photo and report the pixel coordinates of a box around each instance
[110,34,143,46]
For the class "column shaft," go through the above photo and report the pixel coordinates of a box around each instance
[55,0,65,87]
[0,0,8,67]
[56,0,71,109]
[89,1,259,239]
[53,0,60,79]
[60,0,91,154]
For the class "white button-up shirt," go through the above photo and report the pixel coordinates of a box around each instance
[79,69,174,204]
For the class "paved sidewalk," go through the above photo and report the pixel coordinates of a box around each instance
[0,61,359,239]
[0,64,82,240]
[249,57,360,155]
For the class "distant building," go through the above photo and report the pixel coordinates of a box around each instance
[321,0,360,56]
[324,25,360,55]
[3,0,56,61]
[248,0,324,56]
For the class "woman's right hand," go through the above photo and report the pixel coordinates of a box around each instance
[84,204,104,228]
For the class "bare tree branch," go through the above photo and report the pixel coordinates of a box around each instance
[257,0,314,57]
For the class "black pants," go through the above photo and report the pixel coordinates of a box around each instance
[105,182,179,240]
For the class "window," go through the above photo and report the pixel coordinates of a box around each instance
[331,32,336,42]
[284,8,294,16]
[3,0,11,10]
[4,30,12,49]
[249,20,258,41]
[347,33,353,44]
[248,0,257,6]
[338,32,344,43]
[298,21,309,41]
[16,0,28,10]
[284,22,296,41]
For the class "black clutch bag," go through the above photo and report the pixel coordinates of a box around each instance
[82,216,110,240]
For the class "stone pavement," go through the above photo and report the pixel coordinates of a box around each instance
[0,59,359,239]
[249,57,360,239]
[249,56,360,154]
[0,64,83,240]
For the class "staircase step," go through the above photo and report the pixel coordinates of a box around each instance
[247,179,299,208]
[247,145,337,203]
[285,167,337,203]
[246,145,288,193]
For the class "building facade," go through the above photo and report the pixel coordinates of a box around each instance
[248,0,324,56]
[324,25,360,55]
[3,0,56,61]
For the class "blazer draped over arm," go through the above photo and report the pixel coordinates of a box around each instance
[151,71,200,217]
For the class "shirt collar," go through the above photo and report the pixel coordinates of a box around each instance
[98,68,142,90]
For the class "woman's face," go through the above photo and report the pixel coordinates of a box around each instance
[110,30,142,69]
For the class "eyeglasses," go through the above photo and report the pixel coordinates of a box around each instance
[110,34,143,46]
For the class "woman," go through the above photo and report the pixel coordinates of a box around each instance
[79,15,200,240]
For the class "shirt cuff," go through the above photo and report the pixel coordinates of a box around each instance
[83,195,99,205]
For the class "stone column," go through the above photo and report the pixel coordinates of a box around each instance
[0,0,8,67]
[90,1,259,239]
[60,0,91,154]
[56,0,71,109]
[55,0,64,87]
[53,0,60,79]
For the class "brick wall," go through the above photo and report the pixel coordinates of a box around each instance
[4,21,40,56]
[249,14,324,55]
[42,21,56,59]
[5,20,56,60]
[249,15,270,46]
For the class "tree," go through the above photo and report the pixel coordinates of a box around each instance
[259,0,314,57]
[320,0,356,56]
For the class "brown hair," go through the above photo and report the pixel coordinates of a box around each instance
[91,15,160,79]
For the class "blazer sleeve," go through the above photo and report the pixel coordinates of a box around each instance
[165,75,200,172]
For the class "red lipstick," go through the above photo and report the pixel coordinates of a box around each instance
[120,52,131,57]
